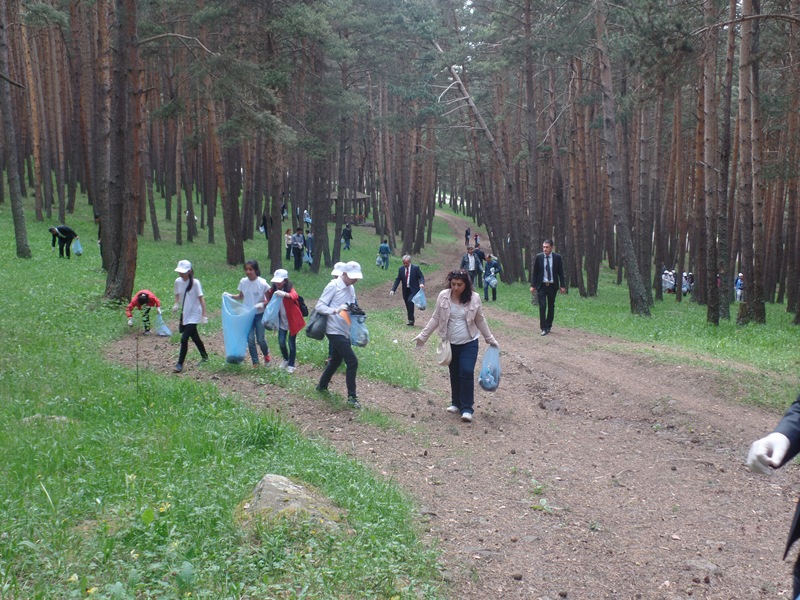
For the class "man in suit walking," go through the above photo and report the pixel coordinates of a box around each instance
[460,246,480,286]
[530,239,567,336]
[390,255,425,326]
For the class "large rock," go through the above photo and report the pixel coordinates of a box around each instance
[237,474,347,532]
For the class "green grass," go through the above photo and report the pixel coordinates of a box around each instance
[3,189,800,597]
[0,198,444,598]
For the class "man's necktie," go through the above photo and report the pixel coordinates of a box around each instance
[406,267,411,287]
[545,256,551,282]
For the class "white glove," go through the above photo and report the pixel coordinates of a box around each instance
[747,432,791,475]
[389,291,395,296]
[339,305,349,313]
[171,303,180,312]
[201,316,208,324]
[255,302,265,311]
[223,292,232,297]
[275,290,288,298]
[127,318,133,327]
[157,307,162,315]
[51,246,55,252]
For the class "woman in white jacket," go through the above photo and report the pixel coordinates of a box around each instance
[414,270,499,422]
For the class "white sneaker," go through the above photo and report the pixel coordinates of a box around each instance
[446,405,460,413]
[461,412,473,423]
[286,366,296,374]
[279,360,289,370]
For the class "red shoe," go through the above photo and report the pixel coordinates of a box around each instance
[264,354,272,364]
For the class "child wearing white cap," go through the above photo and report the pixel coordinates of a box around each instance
[315,262,363,408]
[172,260,209,372]
[265,269,306,373]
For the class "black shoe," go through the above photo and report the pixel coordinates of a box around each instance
[347,396,362,409]
[406,321,414,326]
[315,386,329,394]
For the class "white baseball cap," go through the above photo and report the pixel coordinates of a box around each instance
[174,259,192,273]
[271,269,289,283]
[331,262,346,277]
[341,261,363,280]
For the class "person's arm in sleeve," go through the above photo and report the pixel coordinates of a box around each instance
[315,284,342,316]
[747,396,800,474]
[199,294,208,323]
[390,270,401,294]
[473,302,498,347]
[125,298,136,319]
[418,267,425,288]
[414,293,444,346]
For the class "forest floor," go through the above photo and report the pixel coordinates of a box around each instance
[108,212,800,599]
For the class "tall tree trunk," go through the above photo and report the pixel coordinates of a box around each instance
[595,0,651,315]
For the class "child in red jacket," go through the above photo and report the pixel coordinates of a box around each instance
[125,290,162,334]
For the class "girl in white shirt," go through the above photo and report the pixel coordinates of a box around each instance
[225,260,271,367]
[172,260,209,373]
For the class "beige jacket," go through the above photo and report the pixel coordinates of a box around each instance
[415,289,497,346]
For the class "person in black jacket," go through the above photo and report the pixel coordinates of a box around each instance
[49,225,79,258]
[748,394,800,597]
[390,255,425,326]
[529,239,566,336]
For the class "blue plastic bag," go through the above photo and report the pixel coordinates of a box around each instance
[478,346,501,392]
[484,274,498,289]
[303,250,313,264]
[155,313,172,337]
[222,295,256,363]
[411,289,427,310]
[261,292,281,331]
[349,314,369,347]
[72,239,83,256]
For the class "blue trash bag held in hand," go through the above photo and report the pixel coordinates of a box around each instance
[411,289,427,310]
[261,293,281,331]
[155,313,172,337]
[222,294,256,363]
[478,346,501,392]
[72,239,83,256]
[349,314,369,347]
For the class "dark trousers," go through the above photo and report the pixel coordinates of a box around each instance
[484,282,496,301]
[537,284,558,331]
[285,245,292,260]
[402,287,415,323]
[58,238,73,258]
[292,246,303,270]
[141,306,152,331]
[318,334,358,398]
[178,323,208,366]
[476,270,483,288]
[448,338,479,413]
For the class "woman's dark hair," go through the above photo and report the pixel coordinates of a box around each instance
[446,270,473,304]
[245,260,260,277]
[271,279,294,293]
[185,269,194,293]
[137,292,149,306]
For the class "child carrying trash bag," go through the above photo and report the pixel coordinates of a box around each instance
[126,290,162,335]
[223,260,271,367]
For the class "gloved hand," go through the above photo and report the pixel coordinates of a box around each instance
[255,302,265,311]
[338,304,350,313]
[389,290,395,296]
[201,316,209,324]
[157,307,162,315]
[223,292,232,297]
[275,290,288,298]
[127,318,133,327]
[172,303,180,312]
[747,432,791,475]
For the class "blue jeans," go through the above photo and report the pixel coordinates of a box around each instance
[248,313,269,364]
[318,334,358,398]
[278,328,297,367]
[448,338,479,414]
[380,254,389,269]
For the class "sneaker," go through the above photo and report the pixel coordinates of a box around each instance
[446,405,460,414]
[347,396,362,409]
[143,330,151,336]
[264,353,272,364]
[196,357,208,366]
[252,363,259,368]
[541,329,548,336]
[286,366,296,374]
[315,386,329,394]
[173,363,183,373]
[461,411,473,423]
[280,360,289,370]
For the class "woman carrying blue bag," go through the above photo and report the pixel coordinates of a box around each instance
[265,269,306,373]
[224,260,271,367]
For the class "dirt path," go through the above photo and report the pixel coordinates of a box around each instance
[109,214,800,599]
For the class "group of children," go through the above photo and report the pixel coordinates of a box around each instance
[126,259,306,374]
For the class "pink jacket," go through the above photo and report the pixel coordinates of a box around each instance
[415,289,497,346]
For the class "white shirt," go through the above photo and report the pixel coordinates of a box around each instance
[543,254,552,283]
[447,302,476,345]
[315,278,357,337]
[174,277,204,325]
[238,276,270,313]
[467,255,475,271]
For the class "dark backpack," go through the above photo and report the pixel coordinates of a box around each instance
[297,295,309,317]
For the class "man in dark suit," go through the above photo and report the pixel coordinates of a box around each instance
[529,239,567,336]
[460,246,480,286]
[390,255,425,326]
